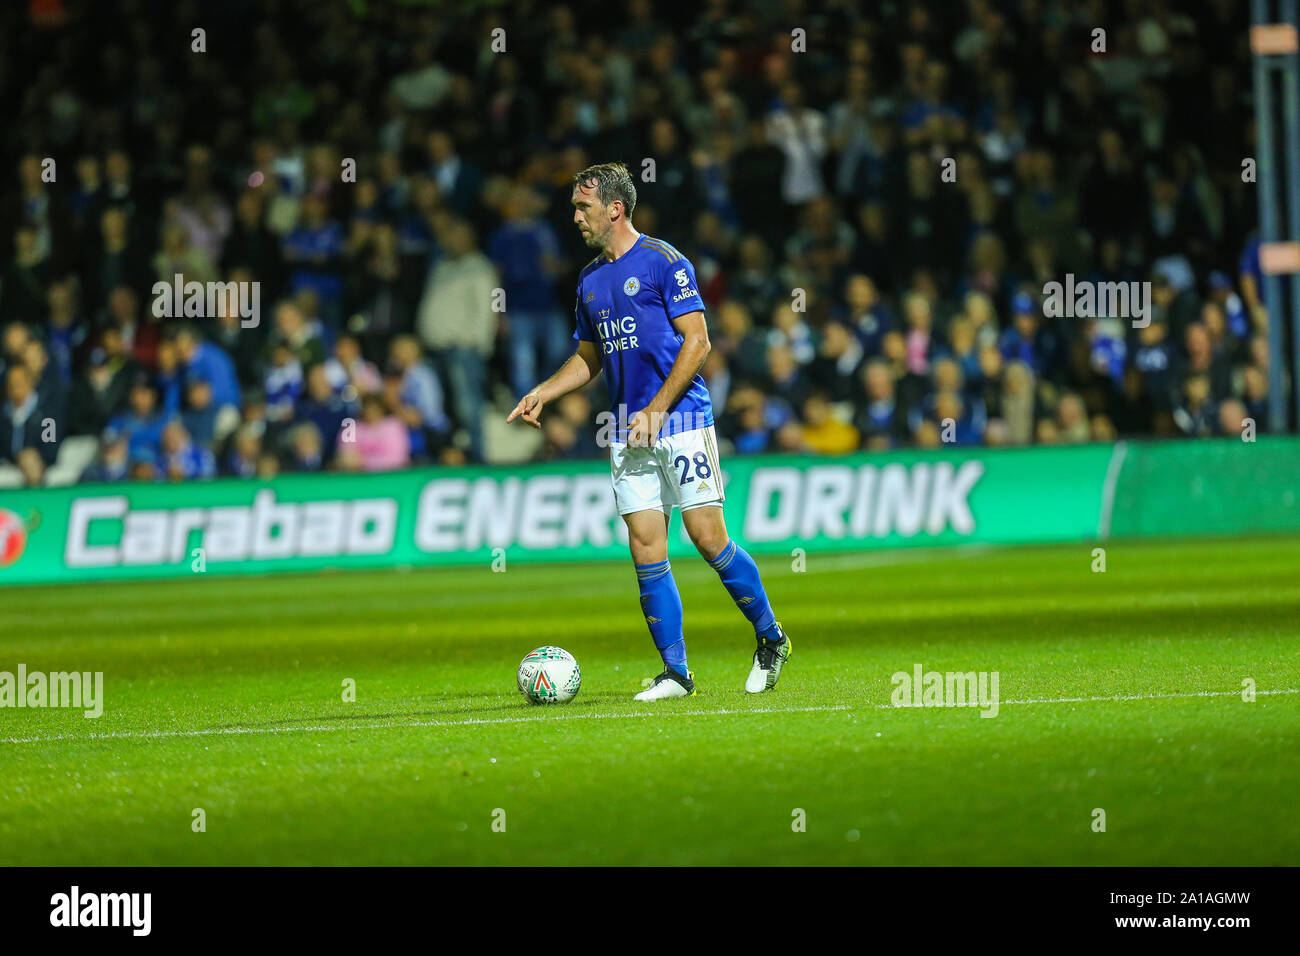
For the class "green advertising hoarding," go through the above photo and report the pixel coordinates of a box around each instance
[1107,436,1300,537]
[0,438,1295,586]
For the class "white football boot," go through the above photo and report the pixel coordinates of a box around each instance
[634,668,696,700]
[745,625,792,693]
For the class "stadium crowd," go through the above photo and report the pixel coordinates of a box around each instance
[0,0,1265,486]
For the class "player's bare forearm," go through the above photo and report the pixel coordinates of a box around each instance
[507,340,601,428]
[536,343,600,404]
[644,311,710,417]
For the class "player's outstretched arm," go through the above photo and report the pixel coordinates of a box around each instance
[506,340,602,429]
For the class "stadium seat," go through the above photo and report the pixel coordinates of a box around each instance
[45,436,100,486]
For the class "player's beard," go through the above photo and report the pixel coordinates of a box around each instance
[580,223,608,250]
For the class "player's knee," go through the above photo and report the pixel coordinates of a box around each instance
[628,532,665,565]
[688,526,728,561]
[630,544,666,566]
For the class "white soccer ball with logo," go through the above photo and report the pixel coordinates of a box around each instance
[517,646,582,705]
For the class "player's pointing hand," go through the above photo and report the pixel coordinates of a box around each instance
[507,390,545,428]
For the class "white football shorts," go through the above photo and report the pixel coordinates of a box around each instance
[609,425,725,516]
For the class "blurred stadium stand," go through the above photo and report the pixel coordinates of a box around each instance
[0,0,1272,487]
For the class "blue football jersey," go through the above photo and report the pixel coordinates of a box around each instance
[573,234,713,440]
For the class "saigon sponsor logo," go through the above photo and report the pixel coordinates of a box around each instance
[671,267,698,303]
[64,489,397,568]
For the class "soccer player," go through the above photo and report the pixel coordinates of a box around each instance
[507,162,791,700]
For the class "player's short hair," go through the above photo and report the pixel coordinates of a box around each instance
[572,162,637,217]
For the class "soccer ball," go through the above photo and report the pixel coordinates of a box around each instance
[517,646,582,705]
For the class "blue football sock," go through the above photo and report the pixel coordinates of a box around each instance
[635,559,688,677]
[706,540,781,642]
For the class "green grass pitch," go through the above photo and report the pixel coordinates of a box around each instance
[2,535,1298,866]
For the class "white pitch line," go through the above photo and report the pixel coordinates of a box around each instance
[999,688,1298,706]
[2,688,1296,746]
[795,545,994,572]
[0,704,854,745]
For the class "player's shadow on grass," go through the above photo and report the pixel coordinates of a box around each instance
[207,690,630,732]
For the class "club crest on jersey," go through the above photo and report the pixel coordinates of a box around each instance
[623,276,641,296]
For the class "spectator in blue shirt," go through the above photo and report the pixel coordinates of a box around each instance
[489,185,568,398]
[160,419,216,480]
[839,273,897,357]
[172,325,241,414]
[933,388,985,445]
[999,293,1045,375]
[1208,270,1250,340]
[128,445,160,482]
[282,193,346,328]
[855,360,903,448]
[181,378,218,447]
[286,421,325,473]
[1,364,56,486]
[386,335,451,460]
[223,423,264,478]
[723,385,778,455]
[44,278,89,386]
[106,377,166,462]
[295,363,350,460]
[80,433,130,484]
[264,339,305,424]
[154,337,184,417]
[1087,318,1127,387]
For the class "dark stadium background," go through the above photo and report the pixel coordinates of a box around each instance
[0,0,1266,487]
